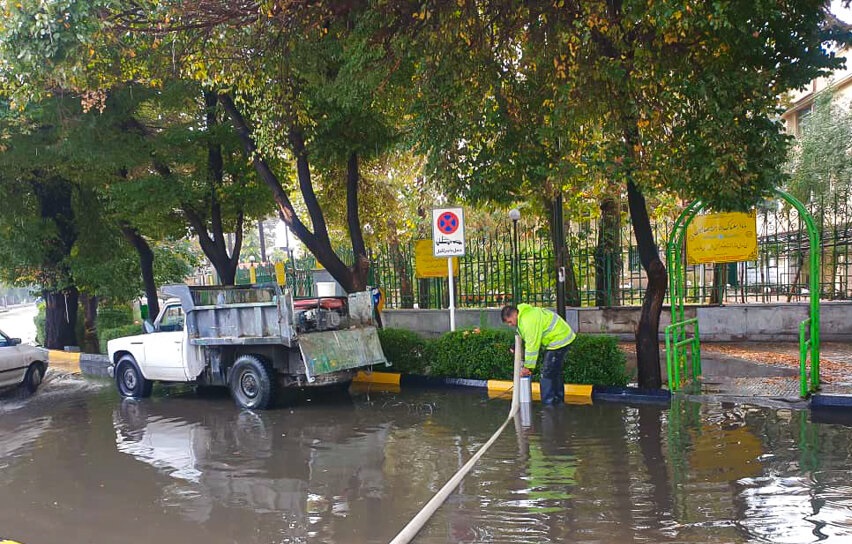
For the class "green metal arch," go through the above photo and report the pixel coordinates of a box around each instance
[666,188,820,397]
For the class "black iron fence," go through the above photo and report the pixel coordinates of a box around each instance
[368,198,852,309]
[219,195,851,309]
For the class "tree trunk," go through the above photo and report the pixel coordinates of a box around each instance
[709,263,727,305]
[549,195,566,317]
[44,288,79,350]
[627,179,666,389]
[387,221,414,308]
[595,196,622,307]
[120,224,160,319]
[547,197,581,309]
[80,293,99,353]
[346,152,370,291]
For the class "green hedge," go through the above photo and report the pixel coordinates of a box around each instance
[99,324,143,355]
[430,328,516,380]
[377,328,432,375]
[563,335,629,387]
[376,326,629,387]
[97,307,135,331]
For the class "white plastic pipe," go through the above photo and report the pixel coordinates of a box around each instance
[388,335,523,544]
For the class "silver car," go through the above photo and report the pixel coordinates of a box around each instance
[0,329,48,393]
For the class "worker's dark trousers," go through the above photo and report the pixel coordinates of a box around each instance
[540,345,569,406]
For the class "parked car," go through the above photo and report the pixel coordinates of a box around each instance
[0,329,48,393]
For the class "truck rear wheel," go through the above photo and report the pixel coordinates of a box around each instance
[229,355,276,410]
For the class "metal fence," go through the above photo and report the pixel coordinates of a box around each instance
[211,194,852,309]
[368,196,852,309]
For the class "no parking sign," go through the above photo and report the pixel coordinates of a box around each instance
[432,208,465,257]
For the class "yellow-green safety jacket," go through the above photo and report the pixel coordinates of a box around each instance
[517,304,576,369]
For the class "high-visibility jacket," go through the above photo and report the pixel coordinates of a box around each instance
[517,304,576,369]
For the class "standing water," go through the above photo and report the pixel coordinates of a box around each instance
[1,376,851,543]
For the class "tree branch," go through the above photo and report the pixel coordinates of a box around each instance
[204,90,227,253]
[289,128,332,248]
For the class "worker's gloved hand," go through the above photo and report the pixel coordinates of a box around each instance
[520,367,532,377]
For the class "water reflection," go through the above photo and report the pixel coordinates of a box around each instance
[112,397,391,537]
[4,383,852,543]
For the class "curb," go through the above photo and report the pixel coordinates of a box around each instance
[80,353,111,378]
[353,371,636,404]
[592,385,672,405]
[47,350,110,378]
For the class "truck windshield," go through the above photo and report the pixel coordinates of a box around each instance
[159,306,185,332]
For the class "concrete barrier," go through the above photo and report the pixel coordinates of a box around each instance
[382,301,852,341]
[47,350,110,378]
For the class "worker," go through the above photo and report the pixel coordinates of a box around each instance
[501,304,576,405]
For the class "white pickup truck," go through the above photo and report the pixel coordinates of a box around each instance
[108,284,388,410]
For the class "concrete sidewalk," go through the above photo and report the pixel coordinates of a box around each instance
[621,341,852,401]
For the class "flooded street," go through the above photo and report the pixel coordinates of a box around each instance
[2,374,852,543]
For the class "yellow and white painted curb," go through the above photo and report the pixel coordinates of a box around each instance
[486,379,593,404]
[48,350,81,372]
[353,370,401,386]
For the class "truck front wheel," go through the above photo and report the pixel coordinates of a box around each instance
[229,355,276,410]
[116,356,153,399]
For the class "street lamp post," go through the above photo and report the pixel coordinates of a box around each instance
[509,208,521,305]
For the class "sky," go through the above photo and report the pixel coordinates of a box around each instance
[832,0,852,22]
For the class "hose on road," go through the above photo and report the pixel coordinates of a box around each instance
[388,335,523,544]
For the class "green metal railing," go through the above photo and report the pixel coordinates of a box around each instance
[666,189,821,398]
[665,318,702,392]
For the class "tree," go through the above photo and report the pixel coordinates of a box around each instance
[389,0,849,388]
[0,95,196,347]
[96,2,410,293]
[786,91,852,297]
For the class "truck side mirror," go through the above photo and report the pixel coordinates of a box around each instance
[143,320,155,334]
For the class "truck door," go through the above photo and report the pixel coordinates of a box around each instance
[143,304,187,382]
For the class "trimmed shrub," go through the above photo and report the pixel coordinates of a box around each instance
[99,324,143,355]
[97,307,135,331]
[430,328,516,380]
[563,335,629,386]
[377,328,432,375]
[426,328,629,387]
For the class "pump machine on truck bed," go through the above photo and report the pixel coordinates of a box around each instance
[107,284,388,409]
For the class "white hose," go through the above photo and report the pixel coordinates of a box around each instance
[388,335,523,544]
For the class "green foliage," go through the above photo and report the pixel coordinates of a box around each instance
[785,92,852,211]
[377,327,432,375]
[384,326,630,387]
[34,303,45,346]
[98,324,143,355]
[563,335,629,387]
[96,306,134,331]
[430,328,517,381]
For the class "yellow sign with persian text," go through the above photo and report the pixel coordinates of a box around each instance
[415,240,459,278]
[686,211,758,264]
